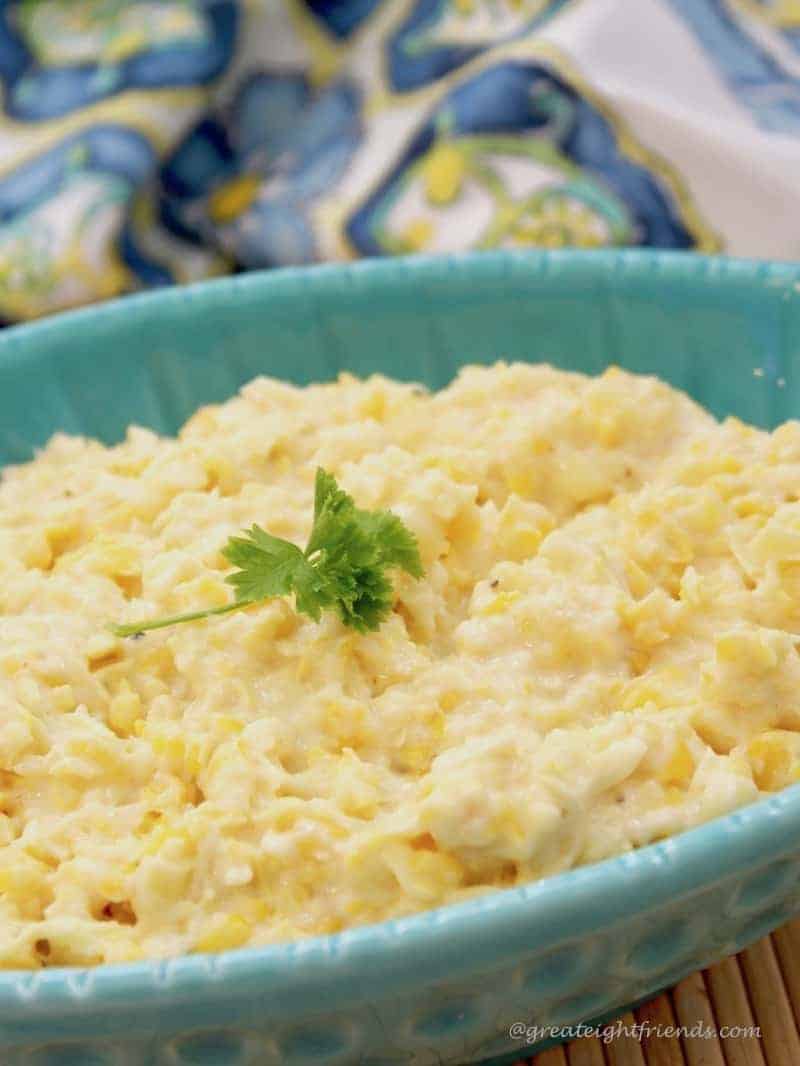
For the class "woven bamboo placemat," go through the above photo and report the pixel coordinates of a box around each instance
[517,918,800,1066]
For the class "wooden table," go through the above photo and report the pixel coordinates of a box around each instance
[518,919,800,1066]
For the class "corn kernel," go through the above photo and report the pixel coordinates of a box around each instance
[108,682,142,737]
[150,734,185,773]
[217,715,244,737]
[595,415,621,447]
[67,737,120,773]
[243,898,272,923]
[621,670,681,711]
[86,632,122,666]
[183,406,218,437]
[497,497,553,562]
[193,914,252,953]
[142,822,188,856]
[185,576,229,609]
[203,455,240,496]
[185,741,203,777]
[692,706,739,755]
[479,590,520,616]
[748,732,798,792]
[50,685,76,714]
[716,630,778,671]
[21,532,52,571]
[45,519,81,561]
[359,390,387,421]
[625,560,653,599]
[506,468,537,498]
[660,740,694,786]
[446,508,480,547]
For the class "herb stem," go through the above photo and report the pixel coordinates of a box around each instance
[110,600,249,638]
[110,468,422,638]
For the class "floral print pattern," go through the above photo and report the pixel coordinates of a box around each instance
[0,0,797,321]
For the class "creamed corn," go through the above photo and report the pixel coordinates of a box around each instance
[1,363,799,967]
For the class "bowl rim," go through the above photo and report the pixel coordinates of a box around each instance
[2,249,800,1018]
[1,246,800,359]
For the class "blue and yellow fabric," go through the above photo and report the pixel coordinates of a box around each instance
[0,0,797,322]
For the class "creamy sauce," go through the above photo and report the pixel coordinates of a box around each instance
[0,363,798,967]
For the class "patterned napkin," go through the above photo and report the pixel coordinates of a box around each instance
[0,0,798,322]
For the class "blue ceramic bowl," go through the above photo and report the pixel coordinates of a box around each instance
[2,251,800,1066]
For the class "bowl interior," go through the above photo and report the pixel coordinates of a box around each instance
[1,251,799,468]
[3,251,800,1064]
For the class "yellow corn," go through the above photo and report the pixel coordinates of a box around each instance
[50,685,76,714]
[748,732,798,792]
[108,682,142,737]
[86,632,122,668]
[716,630,778,671]
[660,740,694,786]
[194,914,252,953]
[479,590,520,616]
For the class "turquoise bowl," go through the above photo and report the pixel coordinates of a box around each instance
[2,251,800,1066]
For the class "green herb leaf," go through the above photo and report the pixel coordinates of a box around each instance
[111,468,423,638]
[222,526,310,603]
[356,510,425,578]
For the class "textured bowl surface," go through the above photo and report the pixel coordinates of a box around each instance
[2,251,800,1066]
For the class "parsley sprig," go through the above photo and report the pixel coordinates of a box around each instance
[111,469,423,638]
